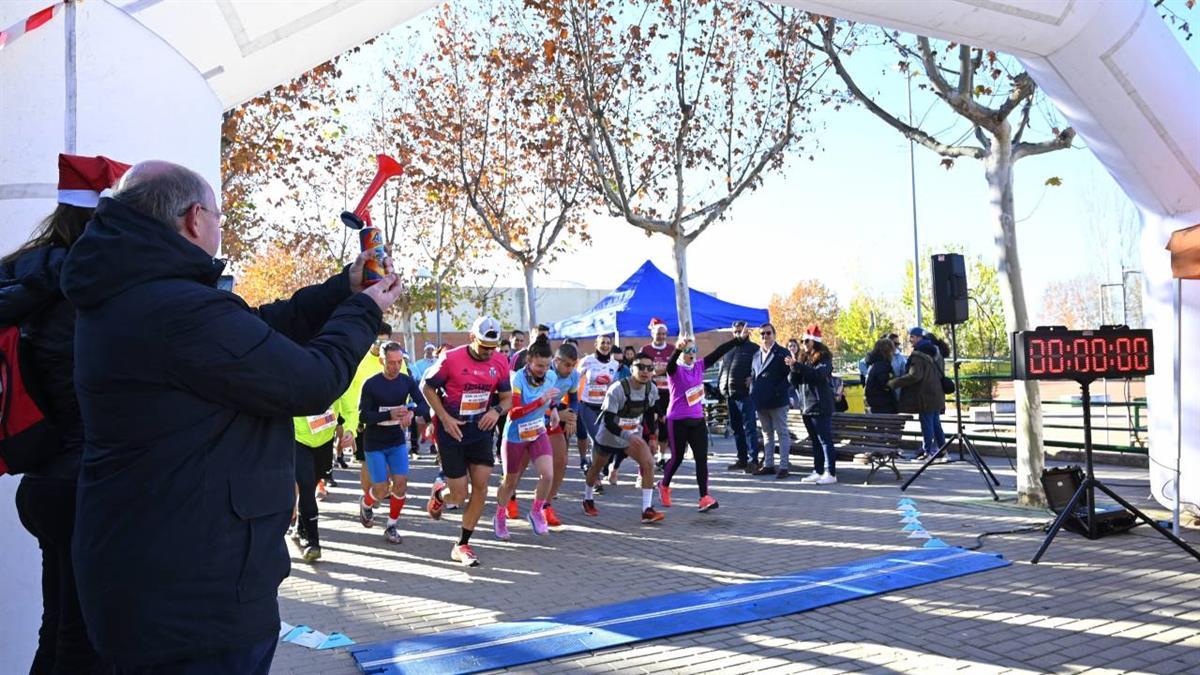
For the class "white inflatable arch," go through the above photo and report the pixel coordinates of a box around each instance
[1,0,1196,666]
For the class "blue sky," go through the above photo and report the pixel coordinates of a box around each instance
[342,2,1199,325]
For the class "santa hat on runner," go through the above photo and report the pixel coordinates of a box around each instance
[802,323,823,343]
[58,153,132,208]
[648,317,668,333]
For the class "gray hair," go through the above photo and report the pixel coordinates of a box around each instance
[112,161,210,230]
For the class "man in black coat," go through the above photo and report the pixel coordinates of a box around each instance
[60,161,404,673]
[750,322,794,478]
[717,320,761,471]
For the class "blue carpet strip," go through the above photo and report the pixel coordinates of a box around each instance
[351,547,1009,674]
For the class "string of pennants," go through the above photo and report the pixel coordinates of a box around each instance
[0,2,65,52]
[279,620,355,651]
[897,498,948,549]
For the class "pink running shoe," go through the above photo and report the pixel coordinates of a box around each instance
[528,507,549,536]
[493,514,510,540]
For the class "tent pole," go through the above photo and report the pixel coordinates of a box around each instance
[1174,277,1183,538]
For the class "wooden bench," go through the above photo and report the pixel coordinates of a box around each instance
[787,411,911,484]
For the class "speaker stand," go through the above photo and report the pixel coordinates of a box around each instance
[901,322,1001,500]
[1031,379,1200,564]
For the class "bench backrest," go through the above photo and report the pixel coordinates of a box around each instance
[786,411,910,450]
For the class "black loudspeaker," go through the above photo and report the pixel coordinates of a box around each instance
[931,253,969,325]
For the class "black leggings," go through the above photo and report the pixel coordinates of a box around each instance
[295,439,332,546]
[16,476,104,674]
[661,417,710,497]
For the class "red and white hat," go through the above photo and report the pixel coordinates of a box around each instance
[58,153,132,208]
[802,323,823,342]
[648,317,668,332]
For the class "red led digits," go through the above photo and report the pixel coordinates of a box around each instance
[1089,338,1106,372]
[1132,337,1149,371]
[1072,338,1091,373]
[1014,328,1153,381]
[1114,337,1132,372]
[1028,339,1045,374]
[1047,338,1065,374]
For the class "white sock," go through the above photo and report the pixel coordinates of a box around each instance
[584,484,594,500]
[642,488,653,510]
[387,517,397,528]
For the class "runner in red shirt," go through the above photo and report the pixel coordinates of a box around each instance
[421,316,512,567]
[640,318,674,468]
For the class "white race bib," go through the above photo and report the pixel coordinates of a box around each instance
[585,384,607,403]
[518,418,546,442]
[306,412,336,434]
[377,406,401,426]
[685,384,704,407]
[460,390,491,417]
[618,417,641,433]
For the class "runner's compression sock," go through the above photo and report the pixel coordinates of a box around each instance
[459,528,473,546]
[642,489,653,510]
[532,498,546,513]
[363,492,377,508]
[390,496,405,519]
[584,484,594,500]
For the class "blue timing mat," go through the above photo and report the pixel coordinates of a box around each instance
[351,547,1009,674]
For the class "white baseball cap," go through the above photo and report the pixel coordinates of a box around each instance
[470,316,503,347]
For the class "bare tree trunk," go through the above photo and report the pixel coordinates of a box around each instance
[986,124,1046,506]
[399,310,416,356]
[671,235,694,336]
[523,263,537,329]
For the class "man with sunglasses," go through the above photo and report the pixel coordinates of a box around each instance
[422,316,512,566]
[581,353,665,524]
[751,322,794,478]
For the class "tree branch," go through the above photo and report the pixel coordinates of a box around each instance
[1013,127,1076,161]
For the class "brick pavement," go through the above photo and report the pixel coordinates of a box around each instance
[271,439,1200,674]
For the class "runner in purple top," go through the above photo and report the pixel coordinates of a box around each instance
[658,335,743,512]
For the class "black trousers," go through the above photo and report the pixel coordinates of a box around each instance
[313,438,334,481]
[113,635,277,675]
[15,476,104,675]
[295,439,331,546]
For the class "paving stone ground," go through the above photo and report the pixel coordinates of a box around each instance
[271,439,1200,674]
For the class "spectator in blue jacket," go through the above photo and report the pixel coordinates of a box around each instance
[60,161,404,673]
[751,322,794,478]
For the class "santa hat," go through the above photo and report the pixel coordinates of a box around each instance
[802,324,823,342]
[648,317,668,332]
[58,153,131,208]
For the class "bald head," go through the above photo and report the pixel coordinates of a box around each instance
[112,160,221,257]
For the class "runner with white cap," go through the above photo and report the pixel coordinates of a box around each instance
[421,316,512,566]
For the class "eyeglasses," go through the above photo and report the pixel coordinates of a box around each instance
[683,346,698,354]
[761,331,774,336]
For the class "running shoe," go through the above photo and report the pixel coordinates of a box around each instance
[529,507,549,536]
[316,480,328,501]
[582,499,599,516]
[776,469,791,480]
[726,460,748,471]
[593,481,605,495]
[427,481,445,520]
[506,496,519,519]
[359,497,375,528]
[451,544,480,567]
[799,471,822,484]
[543,504,562,527]
[608,468,619,486]
[640,507,665,524]
[493,514,510,540]
[753,465,777,476]
[658,482,672,508]
[327,475,338,488]
[698,495,719,512]
[579,457,591,474]
[384,525,402,545]
[816,472,838,485]
[302,545,321,562]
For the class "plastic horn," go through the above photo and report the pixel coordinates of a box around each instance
[340,154,404,230]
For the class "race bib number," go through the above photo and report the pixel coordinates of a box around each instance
[618,417,641,433]
[685,384,704,407]
[518,418,546,442]
[306,412,336,434]
[377,406,401,426]
[460,390,490,417]
[585,384,607,402]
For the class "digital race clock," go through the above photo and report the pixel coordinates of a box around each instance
[1012,326,1154,382]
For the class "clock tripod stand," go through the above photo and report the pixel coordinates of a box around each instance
[1031,376,1200,563]
[901,321,1002,499]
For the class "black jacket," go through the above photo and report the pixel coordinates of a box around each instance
[751,342,793,410]
[790,350,834,417]
[717,337,758,399]
[60,198,381,667]
[0,245,81,479]
[864,354,898,414]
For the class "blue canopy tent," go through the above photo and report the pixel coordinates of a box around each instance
[549,260,769,339]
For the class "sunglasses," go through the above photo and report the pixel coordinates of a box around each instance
[761,331,774,336]
[633,362,653,369]
[683,346,698,354]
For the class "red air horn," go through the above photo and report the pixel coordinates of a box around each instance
[340,154,404,230]
[342,154,404,286]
